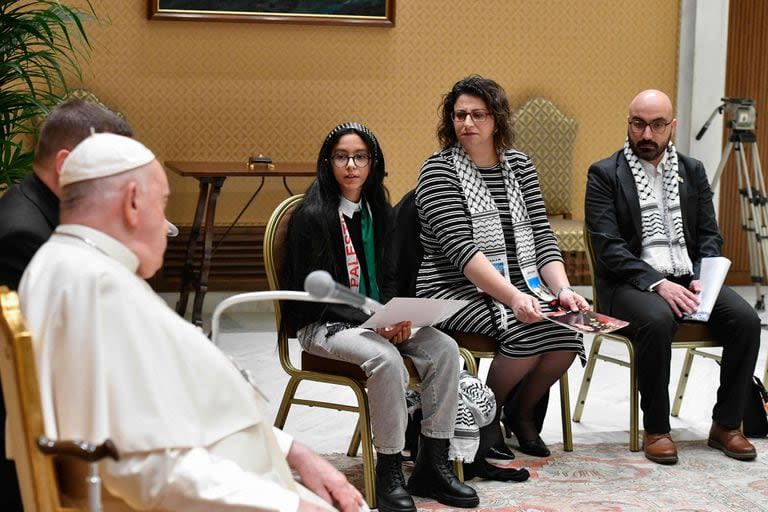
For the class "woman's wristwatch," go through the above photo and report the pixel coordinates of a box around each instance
[555,286,575,301]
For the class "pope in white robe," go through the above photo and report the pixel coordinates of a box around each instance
[16,133,365,512]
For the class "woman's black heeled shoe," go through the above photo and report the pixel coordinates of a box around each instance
[515,434,551,457]
[503,403,551,457]
[486,443,516,462]
[463,458,530,482]
[482,414,515,462]
[503,413,551,457]
[500,410,514,439]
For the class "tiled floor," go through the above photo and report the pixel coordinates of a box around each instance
[167,286,768,455]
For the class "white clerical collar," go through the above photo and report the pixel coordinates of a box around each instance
[339,196,362,218]
[54,224,140,273]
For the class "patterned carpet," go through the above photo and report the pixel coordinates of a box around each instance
[326,438,768,511]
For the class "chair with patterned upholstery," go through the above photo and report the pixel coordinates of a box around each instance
[513,97,589,284]
[65,89,127,120]
[572,229,723,451]
[0,287,128,512]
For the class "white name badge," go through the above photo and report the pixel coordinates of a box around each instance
[522,267,555,302]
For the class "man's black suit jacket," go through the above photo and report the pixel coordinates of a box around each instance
[0,173,59,290]
[0,172,58,510]
[584,149,723,314]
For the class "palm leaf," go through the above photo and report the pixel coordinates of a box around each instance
[0,0,97,188]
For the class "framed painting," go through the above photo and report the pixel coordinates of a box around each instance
[148,1,396,27]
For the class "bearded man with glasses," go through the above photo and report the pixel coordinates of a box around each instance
[585,89,760,465]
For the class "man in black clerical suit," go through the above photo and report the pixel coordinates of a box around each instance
[0,98,131,511]
[585,89,759,465]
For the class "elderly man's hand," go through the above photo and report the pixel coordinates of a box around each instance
[287,441,366,512]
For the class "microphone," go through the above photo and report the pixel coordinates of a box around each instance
[304,270,383,314]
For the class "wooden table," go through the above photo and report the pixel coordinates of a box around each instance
[165,161,315,326]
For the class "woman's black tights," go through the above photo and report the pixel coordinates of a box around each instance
[486,350,576,441]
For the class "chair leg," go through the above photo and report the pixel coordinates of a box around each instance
[347,418,362,457]
[627,342,640,452]
[671,348,696,417]
[274,376,301,429]
[572,335,604,422]
[453,460,464,482]
[559,371,573,452]
[347,382,376,508]
[764,358,767,388]
[458,347,478,376]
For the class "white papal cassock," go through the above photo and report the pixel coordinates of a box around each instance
[18,224,332,511]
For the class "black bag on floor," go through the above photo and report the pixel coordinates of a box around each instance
[743,375,768,438]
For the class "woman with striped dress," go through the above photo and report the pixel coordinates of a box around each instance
[416,76,589,458]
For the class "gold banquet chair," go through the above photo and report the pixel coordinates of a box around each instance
[0,288,127,512]
[572,230,723,451]
[259,195,473,507]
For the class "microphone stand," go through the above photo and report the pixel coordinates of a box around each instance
[211,290,351,343]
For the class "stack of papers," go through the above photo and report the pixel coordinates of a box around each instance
[684,256,732,322]
[359,297,469,328]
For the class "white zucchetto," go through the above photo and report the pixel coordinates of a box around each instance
[60,133,155,187]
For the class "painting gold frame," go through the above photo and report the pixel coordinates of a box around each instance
[148,1,395,27]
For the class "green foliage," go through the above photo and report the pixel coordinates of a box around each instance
[0,0,96,191]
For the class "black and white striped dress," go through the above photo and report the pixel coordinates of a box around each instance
[415,147,585,362]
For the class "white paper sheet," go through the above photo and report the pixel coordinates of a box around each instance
[684,256,732,322]
[359,297,470,328]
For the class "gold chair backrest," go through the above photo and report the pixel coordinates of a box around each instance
[0,287,74,512]
[64,89,126,121]
[582,226,603,312]
[263,195,304,359]
[513,97,578,217]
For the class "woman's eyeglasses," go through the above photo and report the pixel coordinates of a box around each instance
[452,110,491,123]
[330,153,371,168]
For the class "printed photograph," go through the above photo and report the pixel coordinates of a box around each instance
[544,309,629,335]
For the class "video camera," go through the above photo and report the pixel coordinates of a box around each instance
[722,97,756,131]
[696,97,757,140]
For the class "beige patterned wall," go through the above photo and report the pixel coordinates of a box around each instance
[75,1,679,225]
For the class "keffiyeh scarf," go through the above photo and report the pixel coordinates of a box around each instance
[406,369,496,463]
[623,139,692,276]
[451,145,541,328]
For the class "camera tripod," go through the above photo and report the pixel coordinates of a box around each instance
[697,97,768,310]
